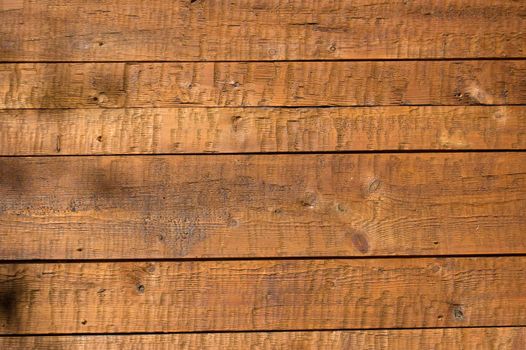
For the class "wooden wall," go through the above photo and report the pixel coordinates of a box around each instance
[1,0,525,348]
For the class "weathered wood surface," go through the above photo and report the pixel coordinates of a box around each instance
[1,153,524,260]
[1,0,525,343]
[1,61,524,108]
[2,328,525,350]
[1,106,525,155]
[1,257,525,334]
[1,0,524,61]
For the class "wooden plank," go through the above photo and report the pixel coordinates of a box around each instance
[0,153,524,260]
[0,0,524,61]
[1,60,524,108]
[1,257,525,333]
[1,328,525,349]
[1,106,525,155]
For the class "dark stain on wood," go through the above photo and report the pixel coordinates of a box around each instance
[349,230,370,254]
[0,289,17,326]
[0,160,27,192]
[0,282,23,332]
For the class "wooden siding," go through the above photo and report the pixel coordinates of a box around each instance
[0,0,525,348]
[0,153,525,260]
[1,258,525,333]
[1,61,525,108]
[0,107,525,155]
[2,328,526,350]
[1,0,524,61]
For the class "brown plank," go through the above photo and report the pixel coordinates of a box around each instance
[1,61,524,108]
[1,328,525,349]
[1,257,525,333]
[1,106,525,155]
[1,153,525,260]
[0,0,524,61]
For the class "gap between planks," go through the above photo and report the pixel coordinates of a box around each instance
[2,58,526,64]
[2,253,526,265]
[0,150,524,159]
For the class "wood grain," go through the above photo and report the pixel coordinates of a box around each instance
[1,328,525,349]
[1,60,524,108]
[0,0,524,61]
[1,153,524,260]
[1,257,525,333]
[1,106,525,155]
[2,0,525,344]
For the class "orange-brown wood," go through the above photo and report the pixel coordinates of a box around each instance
[1,106,524,155]
[1,61,524,108]
[1,257,525,334]
[2,328,525,349]
[1,0,525,343]
[1,0,524,61]
[1,153,524,260]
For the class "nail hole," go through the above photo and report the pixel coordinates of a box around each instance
[81,320,87,325]
[76,248,83,252]
[91,93,107,104]
[136,284,145,294]
[96,135,103,142]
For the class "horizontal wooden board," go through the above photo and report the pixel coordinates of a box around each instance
[1,60,524,108]
[0,0,524,61]
[1,107,525,155]
[1,257,525,333]
[1,328,525,349]
[1,153,525,260]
